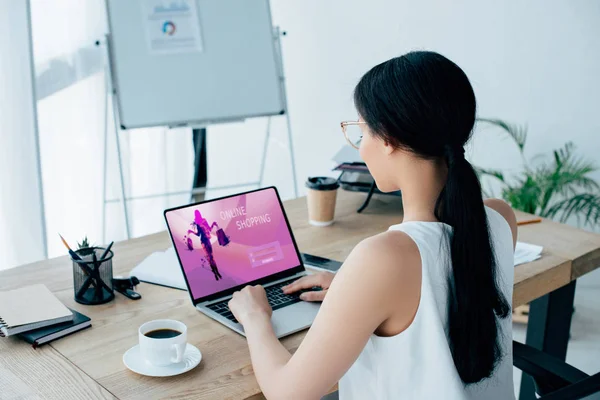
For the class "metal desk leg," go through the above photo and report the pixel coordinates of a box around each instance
[357,182,377,213]
[519,281,577,400]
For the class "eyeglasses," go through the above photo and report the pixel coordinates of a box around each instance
[340,120,367,149]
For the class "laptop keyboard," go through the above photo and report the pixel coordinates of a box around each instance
[206,278,303,324]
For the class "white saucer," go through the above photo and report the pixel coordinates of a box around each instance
[123,344,202,377]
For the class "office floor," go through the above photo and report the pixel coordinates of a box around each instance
[512,267,600,399]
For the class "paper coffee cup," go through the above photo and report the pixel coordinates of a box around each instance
[306,177,340,227]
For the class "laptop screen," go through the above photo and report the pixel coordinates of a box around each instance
[165,187,302,300]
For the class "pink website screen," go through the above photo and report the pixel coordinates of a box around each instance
[165,188,301,299]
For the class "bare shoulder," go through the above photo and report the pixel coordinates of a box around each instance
[341,230,421,287]
[358,230,418,262]
[335,230,421,334]
[484,198,517,247]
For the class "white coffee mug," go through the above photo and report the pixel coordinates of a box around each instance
[139,319,187,366]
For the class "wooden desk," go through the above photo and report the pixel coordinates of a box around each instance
[2,190,599,400]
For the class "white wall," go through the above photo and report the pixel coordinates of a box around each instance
[213,0,600,214]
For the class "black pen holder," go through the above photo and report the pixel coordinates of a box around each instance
[72,247,115,305]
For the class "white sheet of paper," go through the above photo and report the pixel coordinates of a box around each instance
[141,0,203,55]
[130,247,187,290]
[514,241,543,266]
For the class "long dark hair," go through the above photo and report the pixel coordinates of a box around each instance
[354,51,510,384]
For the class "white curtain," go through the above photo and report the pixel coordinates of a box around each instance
[29,0,195,259]
[0,0,47,270]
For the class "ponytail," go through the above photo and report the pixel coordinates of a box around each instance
[435,145,511,383]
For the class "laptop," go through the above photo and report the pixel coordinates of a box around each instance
[164,186,320,338]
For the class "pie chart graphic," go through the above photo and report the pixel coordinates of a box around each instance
[162,21,176,36]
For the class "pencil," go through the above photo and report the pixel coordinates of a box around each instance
[58,234,83,260]
[517,218,542,226]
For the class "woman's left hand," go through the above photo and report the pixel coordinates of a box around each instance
[228,285,273,326]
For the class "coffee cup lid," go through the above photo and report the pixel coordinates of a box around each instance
[305,177,340,191]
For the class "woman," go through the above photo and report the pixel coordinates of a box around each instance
[229,51,517,399]
[187,209,223,281]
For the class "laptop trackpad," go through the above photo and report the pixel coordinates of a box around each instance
[271,301,320,338]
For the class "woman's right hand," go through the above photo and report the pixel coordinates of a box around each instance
[281,272,335,302]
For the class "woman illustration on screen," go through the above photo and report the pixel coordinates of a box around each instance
[187,209,223,281]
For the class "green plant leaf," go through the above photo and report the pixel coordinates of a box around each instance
[77,236,95,256]
[553,144,599,196]
[538,153,564,215]
[475,120,600,228]
[501,174,541,214]
[545,194,600,227]
[477,118,528,154]
[77,236,90,249]
[537,143,599,215]
[474,166,506,182]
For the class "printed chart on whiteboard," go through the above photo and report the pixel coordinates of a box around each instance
[141,0,204,55]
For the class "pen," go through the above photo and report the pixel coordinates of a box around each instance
[99,241,114,261]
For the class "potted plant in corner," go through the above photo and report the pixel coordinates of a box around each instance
[476,118,600,228]
[475,118,600,323]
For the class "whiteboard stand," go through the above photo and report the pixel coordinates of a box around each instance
[100,27,298,242]
[274,27,299,198]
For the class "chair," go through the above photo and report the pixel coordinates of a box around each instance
[513,340,600,399]
[321,391,339,400]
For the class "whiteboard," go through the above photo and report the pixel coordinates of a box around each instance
[105,0,285,129]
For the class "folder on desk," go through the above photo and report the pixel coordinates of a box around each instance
[19,308,91,348]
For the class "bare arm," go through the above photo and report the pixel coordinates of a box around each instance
[230,233,420,399]
[484,198,518,249]
[196,218,217,233]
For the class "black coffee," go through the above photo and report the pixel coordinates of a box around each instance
[144,328,182,339]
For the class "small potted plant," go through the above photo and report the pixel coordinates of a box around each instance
[77,236,96,257]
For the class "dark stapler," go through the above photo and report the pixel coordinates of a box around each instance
[112,276,142,300]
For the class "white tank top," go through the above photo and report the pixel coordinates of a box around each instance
[339,207,515,399]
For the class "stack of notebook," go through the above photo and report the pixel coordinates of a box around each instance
[0,284,91,347]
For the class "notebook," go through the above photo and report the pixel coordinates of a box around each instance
[19,308,91,348]
[0,284,74,337]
